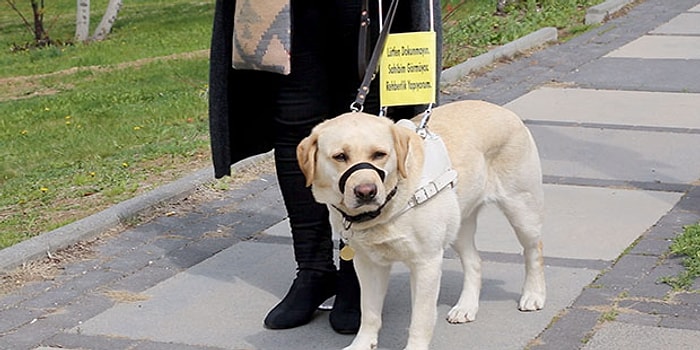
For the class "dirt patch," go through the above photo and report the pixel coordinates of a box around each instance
[606,0,644,22]
[101,289,150,303]
[0,49,209,102]
[0,239,98,296]
[0,79,64,102]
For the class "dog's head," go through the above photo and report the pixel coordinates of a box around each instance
[297,112,423,218]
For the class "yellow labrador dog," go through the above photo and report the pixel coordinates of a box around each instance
[297,100,545,350]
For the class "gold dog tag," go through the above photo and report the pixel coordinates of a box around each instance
[340,245,355,261]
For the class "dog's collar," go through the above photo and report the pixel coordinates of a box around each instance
[333,185,398,230]
[335,168,456,234]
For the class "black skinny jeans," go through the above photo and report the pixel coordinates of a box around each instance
[271,1,382,272]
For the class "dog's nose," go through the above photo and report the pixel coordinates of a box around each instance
[354,183,377,201]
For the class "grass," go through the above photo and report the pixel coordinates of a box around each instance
[0,0,213,248]
[0,0,213,77]
[1,0,605,249]
[660,222,700,291]
[442,0,603,68]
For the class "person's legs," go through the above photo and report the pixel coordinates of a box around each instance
[264,141,337,329]
[265,115,337,329]
[265,0,387,333]
[325,0,382,334]
[263,1,337,330]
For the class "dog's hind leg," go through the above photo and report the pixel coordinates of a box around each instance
[446,208,482,323]
[497,189,546,311]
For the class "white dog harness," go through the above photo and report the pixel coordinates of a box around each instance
[396,119,458,213]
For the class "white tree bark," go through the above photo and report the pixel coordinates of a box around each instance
[75,0,90,42]
[92,0,123,41]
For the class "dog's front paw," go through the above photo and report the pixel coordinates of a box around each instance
[342,344,376,350]
[518,291,545,311]
[343,344,377,350]
[403,345,430,350]
[343,334,378,350]
[403,341,431,350]
[446,303,478,323]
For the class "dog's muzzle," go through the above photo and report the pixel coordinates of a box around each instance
[334,162,395,229]
[337,162,385,194]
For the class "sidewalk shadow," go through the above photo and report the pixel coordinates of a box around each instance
[529,124,687,185]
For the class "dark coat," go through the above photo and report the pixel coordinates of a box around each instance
[208,0,442,178]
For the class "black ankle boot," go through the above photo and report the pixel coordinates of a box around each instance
[329,255,361,334]
[264,269,337,329]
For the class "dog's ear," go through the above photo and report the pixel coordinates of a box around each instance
[391,125,412,178]
[296,133,318,187]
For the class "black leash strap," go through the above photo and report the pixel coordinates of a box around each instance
[358,0,370,81]
[351,0,400,112]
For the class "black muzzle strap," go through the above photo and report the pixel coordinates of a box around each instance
[338,162,386,194]
[333,186,398,230]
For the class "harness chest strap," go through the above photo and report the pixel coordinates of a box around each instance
[408,168,458,207]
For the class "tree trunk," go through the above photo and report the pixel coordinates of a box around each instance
[92,0,122,41]
[30,0,48,44]
[75,0,90,42]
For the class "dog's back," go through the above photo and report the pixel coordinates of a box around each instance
[414,100,543,214]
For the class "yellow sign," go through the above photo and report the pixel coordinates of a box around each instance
[380,31,436,107]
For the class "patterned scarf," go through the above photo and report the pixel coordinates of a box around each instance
[232,0,291,75]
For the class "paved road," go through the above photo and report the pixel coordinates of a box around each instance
[1,0,699,349]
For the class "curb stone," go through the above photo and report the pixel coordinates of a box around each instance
[0,152,273,272]
[440,27,558,85]
[586,0,636,25]
[441,0,637,85]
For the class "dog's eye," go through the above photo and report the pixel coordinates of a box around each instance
[332,153,347,162]
[372,151,387,160]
